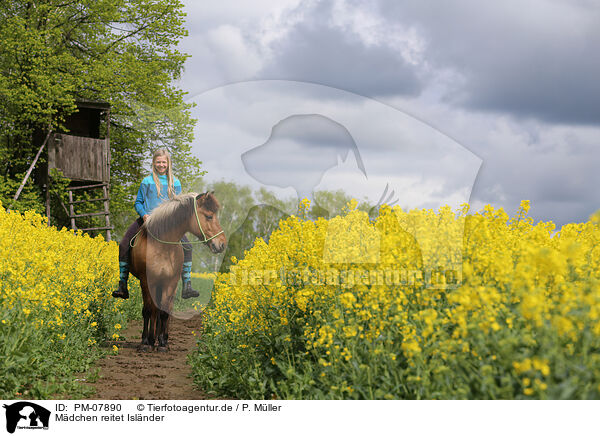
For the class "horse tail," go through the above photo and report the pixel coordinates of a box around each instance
[152,283,163,310]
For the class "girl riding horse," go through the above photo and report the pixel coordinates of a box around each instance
[130,191,226,351]
[113,148,200,300]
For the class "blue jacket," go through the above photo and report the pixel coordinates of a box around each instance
[134,174,182,218]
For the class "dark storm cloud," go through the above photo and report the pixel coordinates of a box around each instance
[179,0,599,226]
[258,2,423,98]
[462,119,600,227]
[377,0,600,125]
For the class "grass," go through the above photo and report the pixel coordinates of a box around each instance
[172,276,214,312]
[122,276,214,315]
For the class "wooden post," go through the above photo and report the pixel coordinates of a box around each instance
[105,109,111,182]
[105,108,112,241]
[9,128,52,210]
[58,198,70,217]
[103,184,111,241]
[45,181,51,226]
[68,190,76,230]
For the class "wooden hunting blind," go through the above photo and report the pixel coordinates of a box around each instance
[46,99,113,240]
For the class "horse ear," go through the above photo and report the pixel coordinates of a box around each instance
[195,192,207,201]
[210,190,215,195]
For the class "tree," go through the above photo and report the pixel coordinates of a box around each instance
[0,0,201,235]
[312,189,372,219]
[190,179,257,272]
[188,179,377,273]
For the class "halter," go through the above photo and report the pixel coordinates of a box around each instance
[130,196,224,248]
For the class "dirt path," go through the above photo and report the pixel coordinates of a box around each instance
[84,310,208,400]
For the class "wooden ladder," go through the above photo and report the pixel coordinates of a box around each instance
[67,182,113,241]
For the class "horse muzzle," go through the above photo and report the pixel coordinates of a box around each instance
[207,238,226,254]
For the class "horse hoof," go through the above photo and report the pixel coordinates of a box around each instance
[157,346,169,353]
[137,344,153,353]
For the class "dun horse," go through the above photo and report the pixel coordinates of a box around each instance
[129,192,226,352]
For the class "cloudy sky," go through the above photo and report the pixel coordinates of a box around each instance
[174,0,600,227]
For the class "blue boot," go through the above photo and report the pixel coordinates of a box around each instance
[182,281,199,299]
[112,261,130,299]
[181,261,199,299]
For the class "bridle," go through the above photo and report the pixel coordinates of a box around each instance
[130,194,223,247]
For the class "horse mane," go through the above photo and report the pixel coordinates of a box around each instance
[143,192,220,239]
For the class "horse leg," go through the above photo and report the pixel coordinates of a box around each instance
[140,281,162,351]
[157,310,169,352]
[156,281,176,352]
[137,306,153,352]
[147,307,159,350]
[137,278,154,352]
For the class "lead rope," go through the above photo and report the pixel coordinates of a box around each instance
[130,201,224,248]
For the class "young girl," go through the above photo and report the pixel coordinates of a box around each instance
[112,148,199,299]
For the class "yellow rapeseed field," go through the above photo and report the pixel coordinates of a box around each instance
[0,202,138,398]
[191,199,600,399]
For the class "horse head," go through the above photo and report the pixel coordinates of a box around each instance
[193,191,227,254]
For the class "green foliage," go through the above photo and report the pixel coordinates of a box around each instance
[0,0,202,236]
[311,189,372,219]
[190,179,376,274]
[189,180,289,272]
[172,276,214,312]
[0,172,43,214]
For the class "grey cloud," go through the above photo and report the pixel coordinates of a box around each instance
[258,2,423,97]
[377,0,600,125]
[241,114,367,200]
[180,0,600,124]
[468,129,600,227]
[178,0,600,226]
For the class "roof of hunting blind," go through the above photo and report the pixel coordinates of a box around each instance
[74,98,111,110]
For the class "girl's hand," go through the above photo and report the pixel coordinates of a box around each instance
[143,214,149,222]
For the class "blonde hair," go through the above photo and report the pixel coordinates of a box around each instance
[151,148,176,199]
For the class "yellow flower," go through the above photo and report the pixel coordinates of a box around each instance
[341,347,352,361]
[196,199,600,399]
[340,292,357,309]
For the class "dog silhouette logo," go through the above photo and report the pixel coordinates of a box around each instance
[161,80,481,293]
[241,113,421,267]
[242,114,367,206]
[3,402,50,433]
